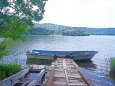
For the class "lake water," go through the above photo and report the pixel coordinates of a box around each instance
[0,35,115,86]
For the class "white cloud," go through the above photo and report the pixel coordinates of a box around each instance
[40,0,115,27]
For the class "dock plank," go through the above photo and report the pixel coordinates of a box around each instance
[44,58,94,86]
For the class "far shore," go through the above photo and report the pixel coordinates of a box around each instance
[27,34,90,36]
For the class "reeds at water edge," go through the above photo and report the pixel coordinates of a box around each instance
[109,58,115,72]
[0,63,21,81]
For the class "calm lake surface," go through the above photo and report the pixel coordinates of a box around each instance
[0,35,115,86]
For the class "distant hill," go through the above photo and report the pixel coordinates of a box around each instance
[34,23,115,35]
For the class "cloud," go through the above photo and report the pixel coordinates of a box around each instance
[40,0,115,27]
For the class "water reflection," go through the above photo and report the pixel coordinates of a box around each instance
[75,60,97,70]
[109,71,115,82]
[26,58,53,65]
[1,35,115,85]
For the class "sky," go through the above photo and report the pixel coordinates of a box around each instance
[40,0,115,28]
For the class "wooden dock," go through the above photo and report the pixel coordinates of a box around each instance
[43,58,94,86]
[0,58,94,86]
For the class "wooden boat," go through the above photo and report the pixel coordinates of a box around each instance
[0,65,47,86]
[26,50,98,60]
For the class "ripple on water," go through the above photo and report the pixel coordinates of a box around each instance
[0,35,115,85]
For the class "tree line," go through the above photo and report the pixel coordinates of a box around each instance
[35,23,115,35]
[26,26,90,36]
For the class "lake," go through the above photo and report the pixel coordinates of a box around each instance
[0,35,115,86]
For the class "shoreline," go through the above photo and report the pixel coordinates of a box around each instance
[27,35,90,36]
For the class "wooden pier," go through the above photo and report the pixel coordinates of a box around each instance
[43,58,94,86]
[0,58,94,86]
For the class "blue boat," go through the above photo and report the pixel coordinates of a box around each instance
[26,50,98,60]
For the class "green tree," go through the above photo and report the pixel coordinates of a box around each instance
[61,29,90,36]
[0,0,47,58]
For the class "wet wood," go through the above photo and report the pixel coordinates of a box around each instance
[0,68,29,86]
[21,80,30,86]
[27,69,45,86]
[45,67,55,86]
[73,61,94,86]
[65,70,70,86]
[0,65,46,86]
[44,58,94,86]
[0,59,94,86]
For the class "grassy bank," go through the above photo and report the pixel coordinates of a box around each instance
[0,63,21,81]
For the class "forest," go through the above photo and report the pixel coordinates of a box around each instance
[33,23,115,35]
[27,25,90,36]
[61,29,89,36]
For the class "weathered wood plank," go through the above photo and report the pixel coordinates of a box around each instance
[63,59,67,69]
[53,81,67,85]
[21,80,30,86]
[0,68,29,86]
[64,70,70,86]
[27,69,45,86]
[0,80,12,86]
[73,61,94,86]
[45,67,55,86]
[69,82,87,86]
[43,58,94,86]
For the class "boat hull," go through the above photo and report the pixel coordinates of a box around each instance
[26,50,98,60]
[72,52,97,60]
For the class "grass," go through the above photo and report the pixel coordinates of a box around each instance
[109,58,115,72]
[0,63,21,81]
